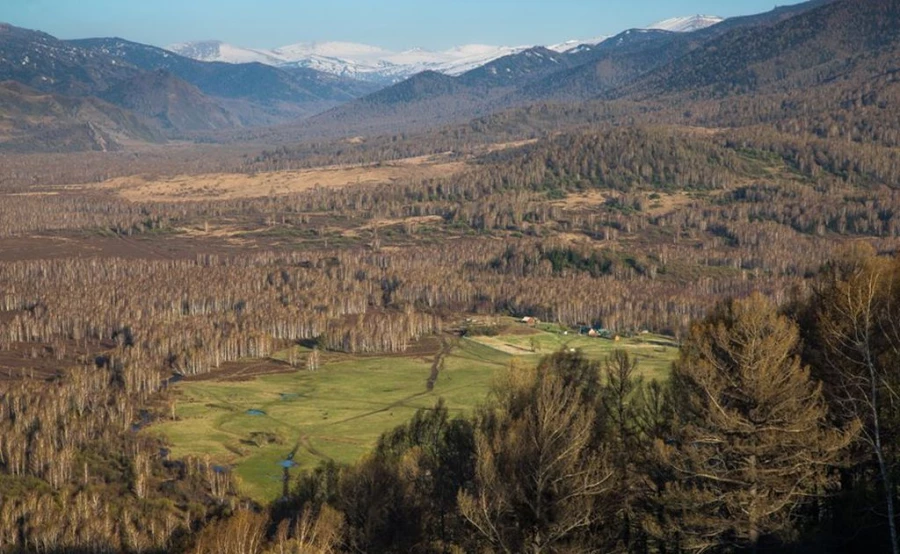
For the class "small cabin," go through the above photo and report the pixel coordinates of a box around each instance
[580,326,613,339]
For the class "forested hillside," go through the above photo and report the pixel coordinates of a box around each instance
[0,23,376,144]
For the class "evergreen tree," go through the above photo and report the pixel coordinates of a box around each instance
[658,293,857,552]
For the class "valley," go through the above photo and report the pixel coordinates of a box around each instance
[151,323,677,502]
[0,0,899,552]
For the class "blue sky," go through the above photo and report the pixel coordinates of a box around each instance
[3,0,805,50]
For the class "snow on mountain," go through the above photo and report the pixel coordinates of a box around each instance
[646,15,724,33]
[165,40,283,65]
[548,36,609,53]
[167,40,526,83]
[399,45,530,75]
[275,42,529,81]
[273,41,391,61]
[268,43,401,83]
[166,16,721,84]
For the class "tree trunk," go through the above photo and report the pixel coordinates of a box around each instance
[870,360,899,554]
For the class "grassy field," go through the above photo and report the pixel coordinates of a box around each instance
[91,154,465,202]
[468,323,676,382]
[149,321,678,501]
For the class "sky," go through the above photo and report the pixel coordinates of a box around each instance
[2,0,806,50]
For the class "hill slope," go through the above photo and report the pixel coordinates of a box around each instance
[0,24,138,96]
[286,0,852,138]
[0,80,162,152]
[70,38,377,105]
[99,70,241,133]
[624,0,899,98]
[0,24,385,148]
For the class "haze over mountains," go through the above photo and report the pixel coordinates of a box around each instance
[166,15,724,84]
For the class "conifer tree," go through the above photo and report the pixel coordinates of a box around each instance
[658,293,857,552]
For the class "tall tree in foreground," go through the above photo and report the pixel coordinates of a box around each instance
[812,251,900,554]
[459,359,615,553]
[658,293,857,552]
[600,349,644,551]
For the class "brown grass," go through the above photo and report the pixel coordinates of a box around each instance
[89,155,466,202]
[555,191,698,217]
[644,193,697,216]
[556,191,610,209]
[481,139,539,153]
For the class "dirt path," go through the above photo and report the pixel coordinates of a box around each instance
[426,337,454,391]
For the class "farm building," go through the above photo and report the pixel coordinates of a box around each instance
[580,326,613,339]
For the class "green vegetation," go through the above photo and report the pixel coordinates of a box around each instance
[467,326,676,382]
[152,322,677,501]
[151,338,499,501]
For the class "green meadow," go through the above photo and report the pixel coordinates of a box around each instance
[149,321,678,501]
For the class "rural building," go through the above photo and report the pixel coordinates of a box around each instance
[580,326,613,339]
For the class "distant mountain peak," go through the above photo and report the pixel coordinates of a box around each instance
[167,39,528,84]
[164,14,726,84]
[165,40,280,65]
[646,15,724,33]
[548,36,609,53]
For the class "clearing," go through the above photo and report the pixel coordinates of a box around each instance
[89,154,465,202]
[148,321,678,501]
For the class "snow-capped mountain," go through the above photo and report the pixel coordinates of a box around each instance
[646,15,724,33]
[165,40,282,65]
[547,36,609,53]
[167,15,722,84]
[166,40,529,84]
[279,43,532,82]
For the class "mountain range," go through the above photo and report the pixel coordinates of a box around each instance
[166,15,724,84]
[286,1,837,137]
[0,21,383,149]
[5,0,889,154]
[0,12,727,150]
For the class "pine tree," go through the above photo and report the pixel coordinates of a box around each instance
[658,293,857,552]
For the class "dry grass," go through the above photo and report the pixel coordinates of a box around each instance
[644,193,697,216]
[89,155,466,202]
[556,191,610,209]
[358,215,444,230]
[555,191,697,217]
[481,139,539,153]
